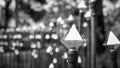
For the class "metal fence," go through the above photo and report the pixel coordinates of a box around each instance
[0,50,55,68]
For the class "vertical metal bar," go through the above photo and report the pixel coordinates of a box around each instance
[22,52,24,68]
[13,53,15,68]
[91,15,96,68]
[111,51,118,68]
[26,51,27,68]
[9,53,10,68]
[1,54,2,68]
[86,20,91,68]
[6,53,9,68]
[5,53,6,67]
[62,52,68,68]
[5,0,11,30]
[0,54,1,68]
[11,53,13,68]
[3,53,5,68]
[90,0,96,68]
[78,11,84,33]
[25,51,27,68]
[10,53,11,68]
[31,51,34,68]
[28,51,30,68]
[14,53,16,68]
[62,57,65,68]
[68,48,78,68]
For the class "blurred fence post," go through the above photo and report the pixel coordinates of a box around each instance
[89,0,96,68]
[68,48,78,68]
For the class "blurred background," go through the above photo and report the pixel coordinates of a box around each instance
[0,0,120,68]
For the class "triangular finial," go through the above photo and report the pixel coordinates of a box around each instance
[61,24,83,50]
[84,10,91,18]
[78,56,82,63]
[67,15,74,21]
[57,17,64,24]
[64,24,83,40]
[49,63,54,68]
[77,1,87,10]
[104,31,120,45]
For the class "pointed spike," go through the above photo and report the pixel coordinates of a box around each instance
[67,15,74,21]
[84,10,91,18]
[55,47,59,53]
[62,52,68,59]
[53,58,57,64]
[49,63,54,68]
[49,21,54,27]
[77,1,87,10]
[64,24,83,41]
[78,56,82,63]
[104,31,120,45]
[57,17,64,24]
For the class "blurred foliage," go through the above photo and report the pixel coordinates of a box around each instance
[103,0,120,35]
[0,0,119,34]
[0,0,119,29]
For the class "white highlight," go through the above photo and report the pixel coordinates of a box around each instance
[62,52,68,59]
[49,63,54,68]
[45,34,50,40]
[46,46,53,53]
[78,56,82,63]
[57,17,64,24]
[67,15,74,21]
[53,58,57,64]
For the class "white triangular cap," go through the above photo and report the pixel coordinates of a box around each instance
[106,31,120,45]
[55,47,59,53]
[57,17,64,24]
[67,15,74,21]
[61,24,83,50]
[84,10,91,18]
[49,63,54,68]
[49,21,54,27]
[52,58,57,64]
[62,52,68,59]
[78,56,82,63]
[64,24,83,40]
[77,1,87,9]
